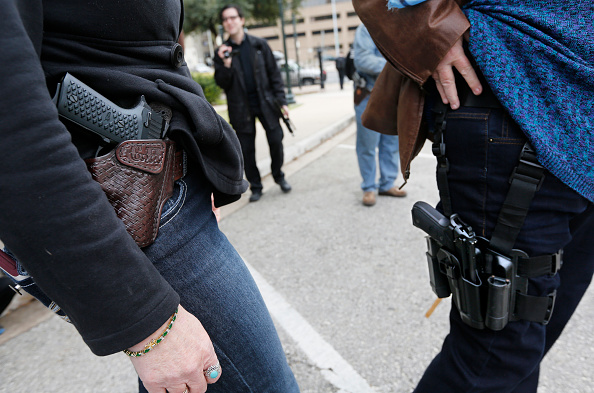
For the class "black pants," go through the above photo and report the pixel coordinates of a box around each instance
[338,70,345,90]
[236,113,285,192]
[414,100,594,392]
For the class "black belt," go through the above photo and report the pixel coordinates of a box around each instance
[456,70,502,109]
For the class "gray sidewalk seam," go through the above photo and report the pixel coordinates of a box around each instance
[257,113,355,177]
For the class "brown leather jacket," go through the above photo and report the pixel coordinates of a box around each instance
[352,0,469,184]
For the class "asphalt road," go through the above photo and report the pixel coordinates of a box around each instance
[1,102,593,393]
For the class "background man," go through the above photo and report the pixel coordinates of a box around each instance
[335,52,346,90]
[353,24,406,207]
[214,4,292,202]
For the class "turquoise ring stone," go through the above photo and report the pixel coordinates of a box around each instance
[204,363,221,379]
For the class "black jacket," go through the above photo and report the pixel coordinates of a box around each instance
[0,0,246,355]
[214,34,287,131]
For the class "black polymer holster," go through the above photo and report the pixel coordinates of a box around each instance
[412,89,561,331]
[413,202,560,330]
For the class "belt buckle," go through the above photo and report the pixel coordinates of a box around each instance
[542,290,557,325]
[550,249,563,276]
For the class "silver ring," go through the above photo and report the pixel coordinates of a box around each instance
[182,389,188,393]
[203,362,222,379]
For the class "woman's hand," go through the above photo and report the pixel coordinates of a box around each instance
[211,193,221,223]
[432,36,482,110]
[129,305,221,393]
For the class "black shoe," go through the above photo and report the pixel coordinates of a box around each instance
[249,190,262,202]
[277,179,292,193]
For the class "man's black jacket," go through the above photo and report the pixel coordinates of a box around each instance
[0,0,246,355]
[214,34,287,131]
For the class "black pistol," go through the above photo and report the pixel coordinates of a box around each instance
[412,201,456,250]
[273,98,295,136]
[412,201,456,297]
[412,201,485,328]
[52,73,168,144]
[412,201,479,282]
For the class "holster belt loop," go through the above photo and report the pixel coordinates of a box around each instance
[514,290,556,324]
[432,102,453,217]
[517,250,563,277]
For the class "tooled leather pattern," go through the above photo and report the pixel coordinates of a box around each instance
[116,140,167,174]
[86,140,181,248]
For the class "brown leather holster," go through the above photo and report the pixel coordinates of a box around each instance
[85,139,184,248]
[354,86,371,106]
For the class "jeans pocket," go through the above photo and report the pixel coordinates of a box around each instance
[442,108,491,234]
[159,178,187,229]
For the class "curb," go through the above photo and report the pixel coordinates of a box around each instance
[256,113,355,177]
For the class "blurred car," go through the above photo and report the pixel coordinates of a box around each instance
[192,63,213,73]
[272,51,285,62]
[278,60,326,86]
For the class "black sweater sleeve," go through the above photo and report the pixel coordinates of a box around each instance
[0,0,179,356]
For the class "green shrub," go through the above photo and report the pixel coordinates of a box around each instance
[191,72,222,105]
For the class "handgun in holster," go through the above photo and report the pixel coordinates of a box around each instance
[413,202,486,329]
[52,73,169,145]
[52,73,183,248]
[409,94,560,331]
[412,200,560,331]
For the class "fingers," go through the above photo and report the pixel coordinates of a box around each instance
[433,67,458,108]
[203,361,223,384]
[217,45,233,68]
[165,384,189,393]
[210,194,221,222]
[179,361,220,393]
[217,45,229,59]
[131,306,220,393]
[432,37,482,110]
[456,57,482,97]
[281,105,289,118]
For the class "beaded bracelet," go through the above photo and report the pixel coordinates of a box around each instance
[123,307,178,357]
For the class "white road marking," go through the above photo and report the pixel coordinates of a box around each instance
[244,260,376,393]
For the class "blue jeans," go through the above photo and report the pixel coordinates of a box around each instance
[138,166,300,392]
[355,95,400,192]
[2,163,299,392]
[414,105,594,393]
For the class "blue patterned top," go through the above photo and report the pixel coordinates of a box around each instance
[385,0,593,200]
[465,0,594,202]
